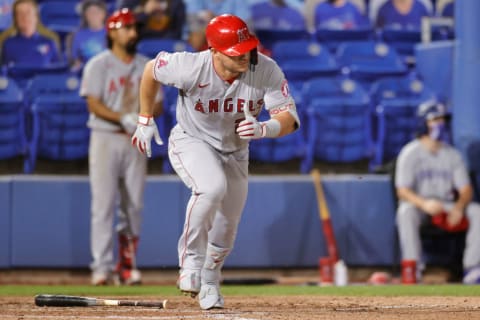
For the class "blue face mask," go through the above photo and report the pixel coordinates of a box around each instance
[429,122,449,142]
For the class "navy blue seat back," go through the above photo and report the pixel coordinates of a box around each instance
[336,41,408,88]
[39,1,80,33]
[379,28,422,59]
[301,76,371,172]
[0,77,27,162]
[7,63,70,89]
[137,39,194,58]
[27,96,89,172]
[272,40,339,81]
[26,73,81,101]
[248,108,306,167]
[251,1,308,50]
[370,75,436,169]
[314,27,374,52]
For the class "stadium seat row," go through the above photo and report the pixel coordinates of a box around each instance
[0,69,436,174]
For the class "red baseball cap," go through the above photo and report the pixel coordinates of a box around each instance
[106,8,136,31]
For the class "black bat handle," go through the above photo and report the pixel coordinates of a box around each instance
[119,300,167,309]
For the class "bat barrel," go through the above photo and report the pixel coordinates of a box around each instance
[35,294,95,307]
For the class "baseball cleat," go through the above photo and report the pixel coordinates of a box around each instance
[198,284,224,310]
[91,272,113,286]
[177,269,201,297]
[115,268,142,286]
[463,267,480,284]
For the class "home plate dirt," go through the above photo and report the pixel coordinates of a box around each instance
[2,296,480,320]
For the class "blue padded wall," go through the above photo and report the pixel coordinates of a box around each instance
[136,177,186,268]
[0,178,11,268]
[11,177,91,267]
[5,175,399,268]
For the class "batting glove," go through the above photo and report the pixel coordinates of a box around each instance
[236,116,281,140]
[120,112,138,135]
[131,115,163,158]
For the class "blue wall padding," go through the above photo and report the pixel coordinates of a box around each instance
[0,178,11,267]
[2,175,399,268]
[10,178,91,267]
[136,177,186,267]
[452,0,480,166]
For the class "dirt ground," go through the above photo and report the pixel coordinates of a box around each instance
[0,268,469,320]
[2,295,480,320]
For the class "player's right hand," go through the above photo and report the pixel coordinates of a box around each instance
[421,199,444,216]
[131,115,163,158]
[120,112,138,135]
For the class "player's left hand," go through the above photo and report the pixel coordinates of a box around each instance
[131,115,163,158]
[447,205,464,227]
[236,115,265,140]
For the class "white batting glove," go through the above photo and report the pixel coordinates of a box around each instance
[236,115,265,140]
[120,112,138,135]
[236,116,281,140]
[131,115,163,158]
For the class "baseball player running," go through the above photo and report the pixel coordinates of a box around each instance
[132,14,300,309]
[80,8,163,286]
[396,101,480,284]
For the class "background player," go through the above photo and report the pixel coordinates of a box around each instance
[132,14,300,309]
[395,101,480,284]
[80,8,163,285]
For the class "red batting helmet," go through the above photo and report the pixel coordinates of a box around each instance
[205,14,259,56]
[106,8,136,31]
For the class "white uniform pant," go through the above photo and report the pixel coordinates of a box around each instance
[168,125,249,270]
[89,130,147,275]
[397,201,480,269]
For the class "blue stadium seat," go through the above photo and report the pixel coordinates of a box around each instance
[6,63,70,89]
[250,1,308,50]
[0,76,28,165]
[301,76,372,173]
[137,39,194,59]
[314,27,375,52]
[335,41,408,89]
[25,73,81,102]
[379,28,422,61]
[39,1,80,34]
[370,75,436,169]
[27,96,90,173]
[248,108,306,167]
[255,29,311,52]
[271,40,339,81]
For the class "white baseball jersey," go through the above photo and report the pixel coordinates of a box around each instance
[152,50,296,152]
[80,50,161,131]
[396,139,470,201]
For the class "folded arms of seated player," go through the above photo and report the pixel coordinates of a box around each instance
[397,184,473,227]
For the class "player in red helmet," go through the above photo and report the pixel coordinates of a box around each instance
[132,14,300,309]
[80,8,163,286]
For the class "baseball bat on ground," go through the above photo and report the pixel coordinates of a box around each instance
[34,294,167,309]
